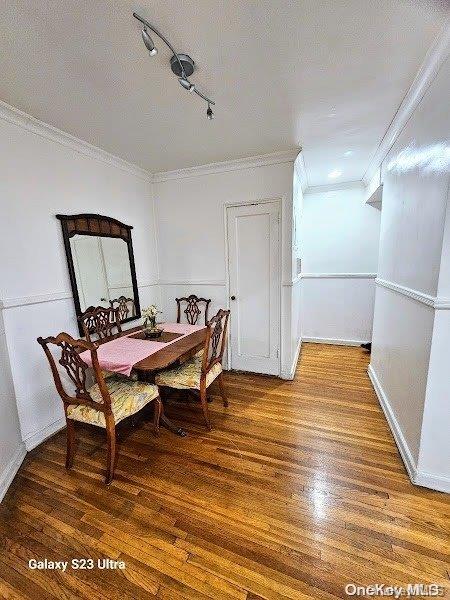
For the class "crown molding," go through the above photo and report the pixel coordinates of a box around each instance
[304,180,364,194]
[362,19,450,186]
[152,150,300,183]
[0,101,151,181]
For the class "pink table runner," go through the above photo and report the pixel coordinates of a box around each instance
[80,322,204,377]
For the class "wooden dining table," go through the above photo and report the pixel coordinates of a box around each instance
[97,324,207,437]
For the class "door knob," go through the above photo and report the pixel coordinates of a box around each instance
[230,295,236,300]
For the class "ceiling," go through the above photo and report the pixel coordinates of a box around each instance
[0,1,448,185]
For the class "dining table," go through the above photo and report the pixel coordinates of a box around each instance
[89,322,207,437]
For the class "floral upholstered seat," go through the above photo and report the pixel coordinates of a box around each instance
[155,355,222,390]
[67,376,159,427]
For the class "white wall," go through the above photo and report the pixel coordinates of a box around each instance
[0,114,159,453]
[153,160,297,377]
[300,184,380,343]
[369,55,450,492]
[0,310,24,501]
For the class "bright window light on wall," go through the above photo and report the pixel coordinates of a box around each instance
[328,169,342,178]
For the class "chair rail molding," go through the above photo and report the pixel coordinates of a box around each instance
[376,278,450,309]
[0,291,73,310]
[362,19,450,186]
[300,273,377,279]
[0,100,151,181]
[152,150,300,182]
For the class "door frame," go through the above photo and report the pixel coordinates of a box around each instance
[223,197,283,375]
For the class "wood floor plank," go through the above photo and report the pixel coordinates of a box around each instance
[1,343,449,599]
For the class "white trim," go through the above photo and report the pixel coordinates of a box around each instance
[304,181,364,194]
[294,151,309,192]
[152,150,299,182]
[280,338,302,380]
[0,444,26,503]
[363,20,450,185]
[303,337,369,346]
[376,278,450,309]
[368,365,417,481]
[300,273,377,279]
[23,417,66,451]
[0,101,151,181]
[0,291,73,310]
[415,470,450,494]
[434,297,450,310]
[138,282,160,288]
[158,280,226,287]
[282,274,302,287]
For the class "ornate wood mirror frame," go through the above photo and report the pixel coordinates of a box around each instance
[57,213,141,336]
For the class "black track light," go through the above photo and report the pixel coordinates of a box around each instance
[207,104,214,120]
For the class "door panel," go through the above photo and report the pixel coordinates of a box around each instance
[227,202,280,375]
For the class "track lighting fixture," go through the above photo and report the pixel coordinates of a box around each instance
[133,12,215,119]
[141,28,157,56]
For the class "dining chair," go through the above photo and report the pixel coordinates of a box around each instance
[79,305,122,343]
[37,332,162,484]
[176,294,211,326]
[155,309,230,430]
[110,296,135,321]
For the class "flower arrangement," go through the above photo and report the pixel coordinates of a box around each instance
[142,305,161,330]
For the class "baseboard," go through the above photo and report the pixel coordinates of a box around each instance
[23,417,66,451]
[280,338,302,380]
[302,336,369,347]
[368,364,418,481]
[414,470,450,494]
[0,443,26,502]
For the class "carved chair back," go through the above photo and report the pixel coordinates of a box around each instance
[79,306,122,342]
[110,296,135,321]
[37,332,112,416]
[201,309,230,374]
[176,295,211,326]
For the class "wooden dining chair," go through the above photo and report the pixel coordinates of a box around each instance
[110,296,135,321]
[37,332,162,484]
[176,294,211,326]
[155,309,230,430]
[79,305,122,343]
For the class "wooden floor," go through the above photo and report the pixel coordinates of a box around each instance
[1,344,449,599]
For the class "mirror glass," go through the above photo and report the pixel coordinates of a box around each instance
[69,234,135,314]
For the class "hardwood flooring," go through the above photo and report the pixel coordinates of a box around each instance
[1,343,449,599]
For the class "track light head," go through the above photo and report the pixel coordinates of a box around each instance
[207,104,214,120]
[179,77,195,92]
[141,28,157,56]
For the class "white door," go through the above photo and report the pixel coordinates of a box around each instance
[227,201,280,375]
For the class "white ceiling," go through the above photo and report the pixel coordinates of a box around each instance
[1,1,448,185]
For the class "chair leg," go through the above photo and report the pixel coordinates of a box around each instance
[199,380,212,430]
[153,396,163,436]
[218,372,228,408]
[105,416,117,485]
[65,418,76,470]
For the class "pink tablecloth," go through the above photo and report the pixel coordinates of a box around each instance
[80,322,204,377]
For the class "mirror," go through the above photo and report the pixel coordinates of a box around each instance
[57,214,141,335]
